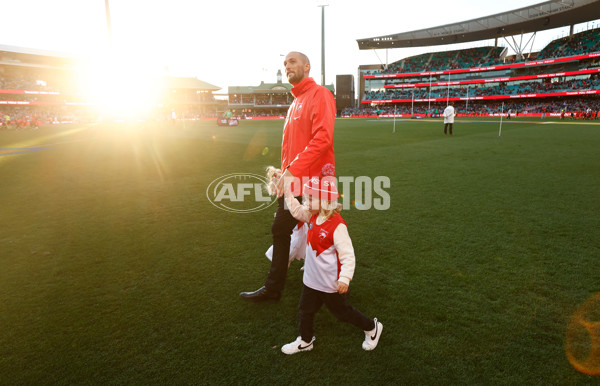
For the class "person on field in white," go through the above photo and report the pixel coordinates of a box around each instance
[280,176,383,355]
[443,102,455,136]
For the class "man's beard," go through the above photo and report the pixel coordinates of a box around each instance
[287,71,304,84]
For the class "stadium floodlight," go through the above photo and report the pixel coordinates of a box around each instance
[105,0,113,47]
[317,4,328,86]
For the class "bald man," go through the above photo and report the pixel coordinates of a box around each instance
[241,51,337,302]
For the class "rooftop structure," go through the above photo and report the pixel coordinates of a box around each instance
[357,0,600,50]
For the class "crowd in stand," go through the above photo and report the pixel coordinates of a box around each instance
[537,28,600,59]
[342,98,600,118]
[0,106,89,129]
[0,67,226,122]
[366,28,600,77]
[229,93,292,106]
[370,47,506,75]
[364,75,600,101]
[1,74,43,91]
[0,72,65,93]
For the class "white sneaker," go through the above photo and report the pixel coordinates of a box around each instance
[281,336,315,355]
[362,318,383,351]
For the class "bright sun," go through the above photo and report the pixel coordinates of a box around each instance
[77,51,163,119]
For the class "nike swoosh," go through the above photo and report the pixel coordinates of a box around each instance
[293,116,301,120]
[298,342,312,350]
[371,324,378,340]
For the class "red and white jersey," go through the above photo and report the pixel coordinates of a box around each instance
[303,213,347,293]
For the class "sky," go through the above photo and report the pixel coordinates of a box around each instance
[1,0,600,93]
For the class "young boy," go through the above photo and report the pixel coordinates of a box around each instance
[281,176,382,354]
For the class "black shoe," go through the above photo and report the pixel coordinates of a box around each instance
[240,286,281,302]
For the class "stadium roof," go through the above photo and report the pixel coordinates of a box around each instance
[0,44,76,69]
[0,44,73,59]
[357,0,600,49]
[165,77,221,91]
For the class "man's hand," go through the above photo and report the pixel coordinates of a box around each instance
[276,169,294,197]
[337,282,349,294]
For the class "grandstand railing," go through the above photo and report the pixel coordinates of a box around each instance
[0,89,60,95]
[383,68,600,89]
[228,102,291,107]
[0,100,94,106]
[361,89,600,104]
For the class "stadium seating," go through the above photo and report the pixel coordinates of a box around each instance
[537,28,600,59]
[358,27,600,116]
[363,75,600,101]
[371,46,506,75]
[343,98,600,117]
[368,28,600,77]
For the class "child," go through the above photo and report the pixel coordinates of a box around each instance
[281,176,382,354]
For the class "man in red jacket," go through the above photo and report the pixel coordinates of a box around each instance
[241,51,336,302]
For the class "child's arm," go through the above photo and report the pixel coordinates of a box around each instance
[284,190,312,223]
[333,224,355,294]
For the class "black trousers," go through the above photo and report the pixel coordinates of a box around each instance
[298,284,374,342]
[444,123,453,134]
[264,196,300,292]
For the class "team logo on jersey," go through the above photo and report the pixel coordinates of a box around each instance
[322,163,335,177]
[319,229,328,241]
[293,102,303,120]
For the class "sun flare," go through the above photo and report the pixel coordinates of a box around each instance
[77,52,163,119]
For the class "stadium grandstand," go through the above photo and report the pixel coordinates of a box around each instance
[160,77,223,120]
[227,69,335,118]
[0,44,89,127]
[0,44,223,128]
[349,0,600,119]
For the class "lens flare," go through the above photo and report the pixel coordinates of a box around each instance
[566,292,600,376]
[352,200,364,209]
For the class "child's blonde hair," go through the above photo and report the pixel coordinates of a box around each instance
[319,200,342,220]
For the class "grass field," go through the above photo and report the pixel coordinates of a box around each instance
[0,117,599,384]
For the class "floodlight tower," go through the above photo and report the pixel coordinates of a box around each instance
[318,4,328,86]
[105,0,113,47]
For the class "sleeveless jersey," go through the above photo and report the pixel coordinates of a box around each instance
[303,213,347,293]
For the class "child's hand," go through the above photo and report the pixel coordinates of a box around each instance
[337,282,349,294]
[276,169,294,197]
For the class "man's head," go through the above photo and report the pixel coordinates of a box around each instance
[284,52,310,85]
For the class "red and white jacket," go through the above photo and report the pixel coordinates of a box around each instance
[281,77,336,184]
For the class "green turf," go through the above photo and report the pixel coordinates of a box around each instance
[0,117,599,384]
